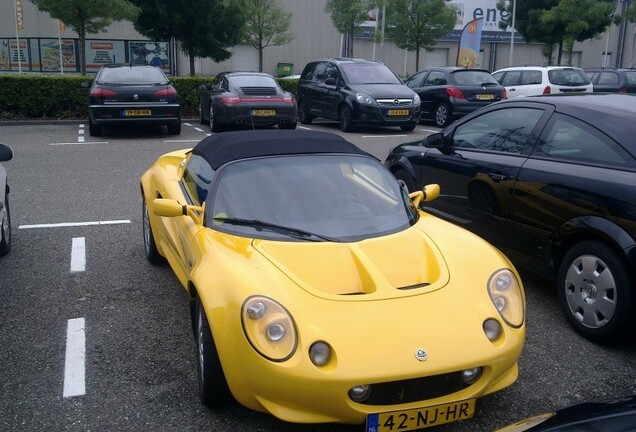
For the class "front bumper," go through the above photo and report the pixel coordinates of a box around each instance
[89,103,181,125]
[351,103,421,127]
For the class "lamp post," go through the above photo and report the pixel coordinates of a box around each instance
[509,0,517,66]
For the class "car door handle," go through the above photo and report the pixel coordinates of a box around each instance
[488,173,506,182]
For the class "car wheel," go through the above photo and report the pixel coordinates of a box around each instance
[557,241,634,342]
[339,105,355,132]
[167,122,181,135]
[88,118,102,137]
[0,191,11,256]
[393,169,416,192]
[400,123,417,132]
[210,106,224,133]
[433,103,451,128]
[279,121,297,130]
[199,102,207,125]
[298,100,313,124]
[142,197,162,265]
[196,296,231,406]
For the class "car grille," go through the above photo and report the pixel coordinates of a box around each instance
[240,86,278,96]
[352,371,474,405]
[377,98,413,107]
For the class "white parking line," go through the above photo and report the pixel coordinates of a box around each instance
[70,237,86,273]
[49,142,109,146]
[19,220,131,229]
[298,126,312,130]
[194,127,204,132]
[63,318,86,398]
[362,134,407,138]
[163,139,200,143]
[184,122,192,126]
[420,128,440,133]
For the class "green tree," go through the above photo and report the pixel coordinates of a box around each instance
[383,0,456,72]
[132,0,244,76]
[325,0,374,57]
[30,0,139,75]
[239,0,294,72]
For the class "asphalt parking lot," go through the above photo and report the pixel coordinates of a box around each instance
[0,120,634,432]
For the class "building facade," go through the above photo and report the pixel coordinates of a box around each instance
[1,0,635,78]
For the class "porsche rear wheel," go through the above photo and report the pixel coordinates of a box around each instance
[142,197,162,264]
[0,192,11,256]
[196,296,231,406]
[210,105,224,133]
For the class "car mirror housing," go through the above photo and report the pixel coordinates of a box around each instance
[0,144,13,162]
[424,132,444,148]
[152,198,204,225]
[423,184,440,201]
[325,78,337,86]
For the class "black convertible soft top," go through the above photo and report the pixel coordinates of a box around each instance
[191,130,374,170]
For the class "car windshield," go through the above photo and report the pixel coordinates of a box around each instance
[452,70,499,86]
[230,75,279,88]
[97,66,169,85]
[208,154,417,242]
[340,63,402,85]
[548,69,591,86]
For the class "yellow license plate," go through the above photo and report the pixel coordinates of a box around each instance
[124,109,151,116]
[366,399,475,432]
[476,94,495,100]
[252,109,276,116]
[388,109,410,116]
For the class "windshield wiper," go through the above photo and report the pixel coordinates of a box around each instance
[212,217,337,242]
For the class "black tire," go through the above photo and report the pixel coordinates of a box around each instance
[196,296,232,406]
[0,191,11,256]
[199,102,208,125]
[210,106,224,133]
[167,122,181,135]
[298,100,313,124]
[393,169,416,193]
[557,241,634,342]
[142,197,162,264]
[339,105,355,132]
[88,118,102,137]
[400,123,417,132]
[279,121,297,130]
[433,103,451,128]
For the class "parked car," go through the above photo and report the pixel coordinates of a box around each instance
[296,58,421,132]
[492,66,593,99]
[86,64,181,136]
[0,143,13,256]
[198,71,297,132]
[495,395,636,431]
[404,67,507,128]
[584,67,636,94]
[140,129,525,428]
[385,93,636,342]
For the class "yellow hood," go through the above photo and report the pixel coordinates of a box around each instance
[253,227,449,300]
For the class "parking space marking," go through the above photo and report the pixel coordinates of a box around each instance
[49,142,109,146]
[70,237,86,273]
[362,134,407,138]
[184,122,192,126]
[163,139,200,143]
[298,126,312,130]
[420,128,440,133]
[194,127,204,132]
[63,318,86,398]
[19,220,131,229]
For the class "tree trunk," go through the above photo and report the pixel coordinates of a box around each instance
[79,22,86,76]
[259,47,263,72]
[415,46,420,72]
[557,41,564,65]
[189,53,195,77]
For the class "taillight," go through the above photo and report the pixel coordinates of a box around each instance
[446,87,465,99]
[90,88,117,97]
[543,86,551,95]
[501,88,507,99]
[282,94,294,104]
[154,86,178,97]
[220,96,241,105]
[619,86,627,94]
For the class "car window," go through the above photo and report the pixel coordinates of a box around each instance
[325,63,341,81]
[300,62,317,81]
[313,62,327,81]
[491,71,504,84]
[340,63,402,84]
[182,154,215,205]
[452,70,499,85]
[597,72,619,85]
[230,75,279,88]
[548,69,591,86]
[97,66,168,85]
[501,71,521,86]
[625,71,636,84]
[535,113,634,166]
[406,72,427,88]
[425,71,447,86]
[451,107,544,153]
[521,71,542,85]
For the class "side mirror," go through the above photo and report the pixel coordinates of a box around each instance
[0,144,13,162]
[152,198,204,225]
[424,132,444,148]
[408,184,440,208]
[325,78,337,86]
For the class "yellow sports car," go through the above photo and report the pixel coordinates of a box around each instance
[140,130,525,431]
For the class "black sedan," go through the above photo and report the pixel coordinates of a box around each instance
[86,64,181,137]
[495,395,636,431]
[385,94,636,342]
[584,67,636,94]
[198,71,297,132]
[404,67,506,128]
[0,143,13,256]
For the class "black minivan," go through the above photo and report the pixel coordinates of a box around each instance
[296,58,421,132]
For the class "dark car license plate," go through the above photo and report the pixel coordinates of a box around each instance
[366,399,475,432]
[252,109,276,116]
[124,109,152,116]
[475,94,495,100]
[388,109,410,116]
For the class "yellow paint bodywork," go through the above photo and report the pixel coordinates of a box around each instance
[140,149,526,425]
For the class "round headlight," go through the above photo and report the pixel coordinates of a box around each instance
[266,323,286,342]
[309,342,331,367]
[349,385,372,403]
[487,269,525,328]
[246,301,267,320]
[241,296,297,362]
[355,92,376,105]
[483,318,502,341]
[461,367,483,384]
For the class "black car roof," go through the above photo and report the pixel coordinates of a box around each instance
[191,130,374,170]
